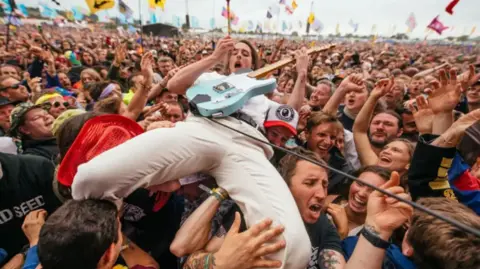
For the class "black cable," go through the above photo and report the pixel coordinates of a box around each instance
[208,118,480,237]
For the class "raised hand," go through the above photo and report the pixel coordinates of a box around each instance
[140,51,154,88]
[365,172,413,240]
[211,36,235,61]
[22,209,47,247]
[370,77,394,99]
[338,74,365,93]
[427,69,462,114]
[408,95,434,134]
[460,64,480,91]
[213,212,285,269]
[114,44,127,66]
[439,109,480,147]
[294,47,309,75]
[326,203,349,239]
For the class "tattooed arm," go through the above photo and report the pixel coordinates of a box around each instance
[319,249,346,269]
[183,251,218,269]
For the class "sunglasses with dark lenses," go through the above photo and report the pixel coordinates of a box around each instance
[42,101,69,110]
[0,83,21,91]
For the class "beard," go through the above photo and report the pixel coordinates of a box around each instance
[369,133,389,149]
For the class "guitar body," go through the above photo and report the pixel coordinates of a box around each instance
[187,73,276,117]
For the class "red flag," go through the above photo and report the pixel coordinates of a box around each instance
[446,0,460,15]
[427,16,449,35]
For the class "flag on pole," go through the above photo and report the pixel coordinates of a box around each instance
[172,15,181,27]
[209,18,215,29]
[255,22,262,33]
[348,19,359,32]
[268,4,280,16]
[336,23,340,35]
[232,16,239,25]
[266,11,272,19]
[312,19,324,32]
[282,20,287,31]
[406,12,417,32]
[39,2,57,19]
[119,0,133,18]
[371,24,377,34]
[248,20,254,30]
[307,13,315,24]
[279,0,285,4]
[85,0,114,14]
[191,16,199,28]
[427,16,449,35]
[470,26,476,36]
[285,5,294,14]
[292,0,298,10]
[18,3,28,17]
[149,0,166,11]
[445,0,460,15]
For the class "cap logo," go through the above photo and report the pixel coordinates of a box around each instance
[275,105,294,122]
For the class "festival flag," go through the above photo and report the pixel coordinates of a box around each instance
[210,18,215,29]
[470,26,477,36]
[406,12,417,32]
[292,0,298,10]
[248,20,254,30]
[298,20,303,29]
[348,19,358,32]
[85,0,114,14]
[39,2,57,19]
[285,5,294,15]
[445,0,460,15]
[371,24,377,34]
[268,4,280,16]
[288,21,293,30]
[232,16,239,26]
[307,13,315,24]
[127,25,136,34]
[1,0,15,14]
[279,0,285,4]
[266,11,272,19]
[172,15,181,27]
[18,3,28,17]
[191,16,199,28]
[72,7,85,21]
[65,11,74,21]
[255,22,262,33]
[150,11,157,23]
[149,0,166,11]
[335,23,340,35]
[119,0,133,19]
[427,16,449,35]
[282,20,287,31]
[312,19,324,32]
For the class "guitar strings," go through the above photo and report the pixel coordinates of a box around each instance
[208,118,480,237]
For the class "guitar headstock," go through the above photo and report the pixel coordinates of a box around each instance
[307,43,336,55]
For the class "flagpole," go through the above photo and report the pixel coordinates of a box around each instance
[138,0,143,50]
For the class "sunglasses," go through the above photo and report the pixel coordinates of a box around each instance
[42,101,69,110]
[0,83,21,91]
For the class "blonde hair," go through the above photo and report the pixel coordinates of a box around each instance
[80,68,102,83]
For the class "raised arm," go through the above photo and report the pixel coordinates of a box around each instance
[322,74,363,116]
[167,37,234,95]
[287,48,309,111]
[170,189,227,257]
[122,52,154,121]
[353,77,394,166]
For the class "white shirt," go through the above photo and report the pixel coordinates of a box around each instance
[193,72,275,127]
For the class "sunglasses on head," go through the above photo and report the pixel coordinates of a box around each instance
[0,83,21,91]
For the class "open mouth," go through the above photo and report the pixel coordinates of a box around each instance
[309,204,321,212]
[352,195,367,207]
[234,62,242,69]
[379,156,392,164]
[347,99,355,106]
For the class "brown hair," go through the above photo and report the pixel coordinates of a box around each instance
[407,197,480,269]
[388,137,415,160]
[306,111,343,134]
[157,56,174,63]
[238,40,259,70]
[278,147,327,186]
[80,68,102,83]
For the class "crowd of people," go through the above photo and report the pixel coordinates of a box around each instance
[0,22,479,269]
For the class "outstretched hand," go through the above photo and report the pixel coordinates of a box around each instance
[408,95,434,134]
[365,171,413,240]
[427,69,462,114]
[439,109,480,147]
[338,74,365,93]
[213,212,285,269]
[371,77,394,99]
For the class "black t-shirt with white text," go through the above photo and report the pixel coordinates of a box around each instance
[0,153,61,265]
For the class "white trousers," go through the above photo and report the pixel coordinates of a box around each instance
[72,115,311,269]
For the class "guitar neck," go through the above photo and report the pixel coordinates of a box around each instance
[247,44,335,79]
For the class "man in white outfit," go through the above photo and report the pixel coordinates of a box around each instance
[72,37,312,268]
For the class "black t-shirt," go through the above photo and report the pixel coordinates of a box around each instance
[0,153,61,265]
[337,105,354,132]
[122,189,184,269]
[305,214,344,269]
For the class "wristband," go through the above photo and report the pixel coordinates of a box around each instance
[361,226,390,249]
[211,188,227,201]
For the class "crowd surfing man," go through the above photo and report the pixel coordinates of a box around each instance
[0,22,480,269]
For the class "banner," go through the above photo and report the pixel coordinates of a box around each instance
[149,0,166,11]
[85,0,114,14]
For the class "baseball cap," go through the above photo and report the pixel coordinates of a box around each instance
[264,103,299,136]
[0,97,20,107]
[8,102,42,138]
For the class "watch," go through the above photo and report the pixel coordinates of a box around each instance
[361,226,390,249]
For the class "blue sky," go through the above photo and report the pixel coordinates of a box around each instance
[17,0,479,38]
